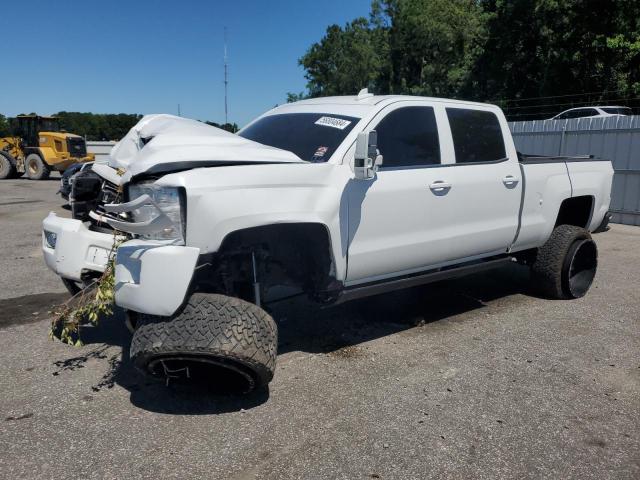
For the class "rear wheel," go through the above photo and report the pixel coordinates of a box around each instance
[0,153,18,179]
[130,293,278,392]
[531,224,598,299]
[26,153,50,180]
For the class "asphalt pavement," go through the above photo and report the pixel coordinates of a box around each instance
[0,178,638,479]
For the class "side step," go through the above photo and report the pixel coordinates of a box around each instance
[336,255,514,304]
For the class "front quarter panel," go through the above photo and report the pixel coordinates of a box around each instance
[156,163,353,281]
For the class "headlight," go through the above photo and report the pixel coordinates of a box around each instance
[127,182,185,244]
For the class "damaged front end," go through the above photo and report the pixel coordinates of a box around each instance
[46,159,199,316]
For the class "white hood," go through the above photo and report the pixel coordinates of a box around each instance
[108,114,303,179]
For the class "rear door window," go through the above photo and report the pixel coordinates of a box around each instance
[446,108,506,163]
[569,109,598,118]
[601,107,632,115]
[374,106,441,168]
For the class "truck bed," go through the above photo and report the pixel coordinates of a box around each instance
[512,152,614,252]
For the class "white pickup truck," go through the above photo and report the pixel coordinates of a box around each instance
[43,91,613,391]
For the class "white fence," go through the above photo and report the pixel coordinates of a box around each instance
[509,116,640,226]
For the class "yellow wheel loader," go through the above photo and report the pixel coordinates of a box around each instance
[0,115,94,180]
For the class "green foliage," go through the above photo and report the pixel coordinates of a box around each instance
[203,121,239,133]
[298,0,640,118]
[470,0,640,118]
[300,17,390,97]
[286,92,308,103]
[1,112,241,140]
[387,0,489,97]
[50,235,122,346]
[0,114,10,137]
[54,112,143,141]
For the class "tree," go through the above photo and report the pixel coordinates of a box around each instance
[470,0,640,119]
[297,0,640,119]
[299,17,390,96]
[55,112,143,140]
[386,0,488,97]
[0,114,10,137]
[286,92,308,103]
[203,121,239,133]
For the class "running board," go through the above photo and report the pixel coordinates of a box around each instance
[336,256,514,304]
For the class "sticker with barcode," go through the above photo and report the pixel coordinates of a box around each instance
[315,116,352,130]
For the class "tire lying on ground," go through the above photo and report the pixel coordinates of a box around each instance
[25,153,50,180]
[130,293,278,392]
[531,224,598,299]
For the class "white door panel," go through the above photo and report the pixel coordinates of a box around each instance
[346,162,522,282]
[345,102,522,284]
[346,167,457,281]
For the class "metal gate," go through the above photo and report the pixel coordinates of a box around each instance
[509,116,640,226]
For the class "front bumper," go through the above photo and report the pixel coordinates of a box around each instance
[114,240,200,317]
[43,214,199,317]
[42,212,115,281]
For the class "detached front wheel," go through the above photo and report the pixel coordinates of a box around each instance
[130,293,278,392]
[531,224,598,299]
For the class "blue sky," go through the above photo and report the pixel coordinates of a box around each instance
[1,0,372,127]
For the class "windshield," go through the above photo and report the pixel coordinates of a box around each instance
[39,118,60,132]
[239,113,359,162]
[601,107,632,115]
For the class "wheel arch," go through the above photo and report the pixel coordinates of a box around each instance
[555,195,595,229]
[196,222,343,303]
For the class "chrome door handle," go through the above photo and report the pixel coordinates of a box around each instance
[429,181,452,195]
[502,175,519,188]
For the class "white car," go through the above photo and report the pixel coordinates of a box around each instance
[550,106,632,120]
[43,91,614,391]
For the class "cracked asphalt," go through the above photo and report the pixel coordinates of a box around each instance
[0,179,638,479]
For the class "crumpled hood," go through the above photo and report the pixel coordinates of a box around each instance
[108,114,304,179]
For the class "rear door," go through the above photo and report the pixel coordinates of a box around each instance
[434,106,522,261]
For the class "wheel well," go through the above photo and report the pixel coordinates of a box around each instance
[193,223,341,304]
[555,196,594,229]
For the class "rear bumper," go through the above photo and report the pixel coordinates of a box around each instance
[42,212,115,281]
[114,240,200,317]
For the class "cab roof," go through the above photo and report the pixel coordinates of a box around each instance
[268,93,498,120]
[292,93,492,108]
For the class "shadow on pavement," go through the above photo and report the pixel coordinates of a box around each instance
[50,263,531,414]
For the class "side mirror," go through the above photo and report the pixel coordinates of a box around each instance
[353,131,383,180]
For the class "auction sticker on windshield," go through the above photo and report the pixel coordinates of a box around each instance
[315,116,352,130]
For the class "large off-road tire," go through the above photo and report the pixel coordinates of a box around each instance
[25,153,50,180]
[531,224,598,299]
[0,152,18,179]
[130,293,278,392]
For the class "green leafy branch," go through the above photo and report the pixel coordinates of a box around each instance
[50,234,123,346]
